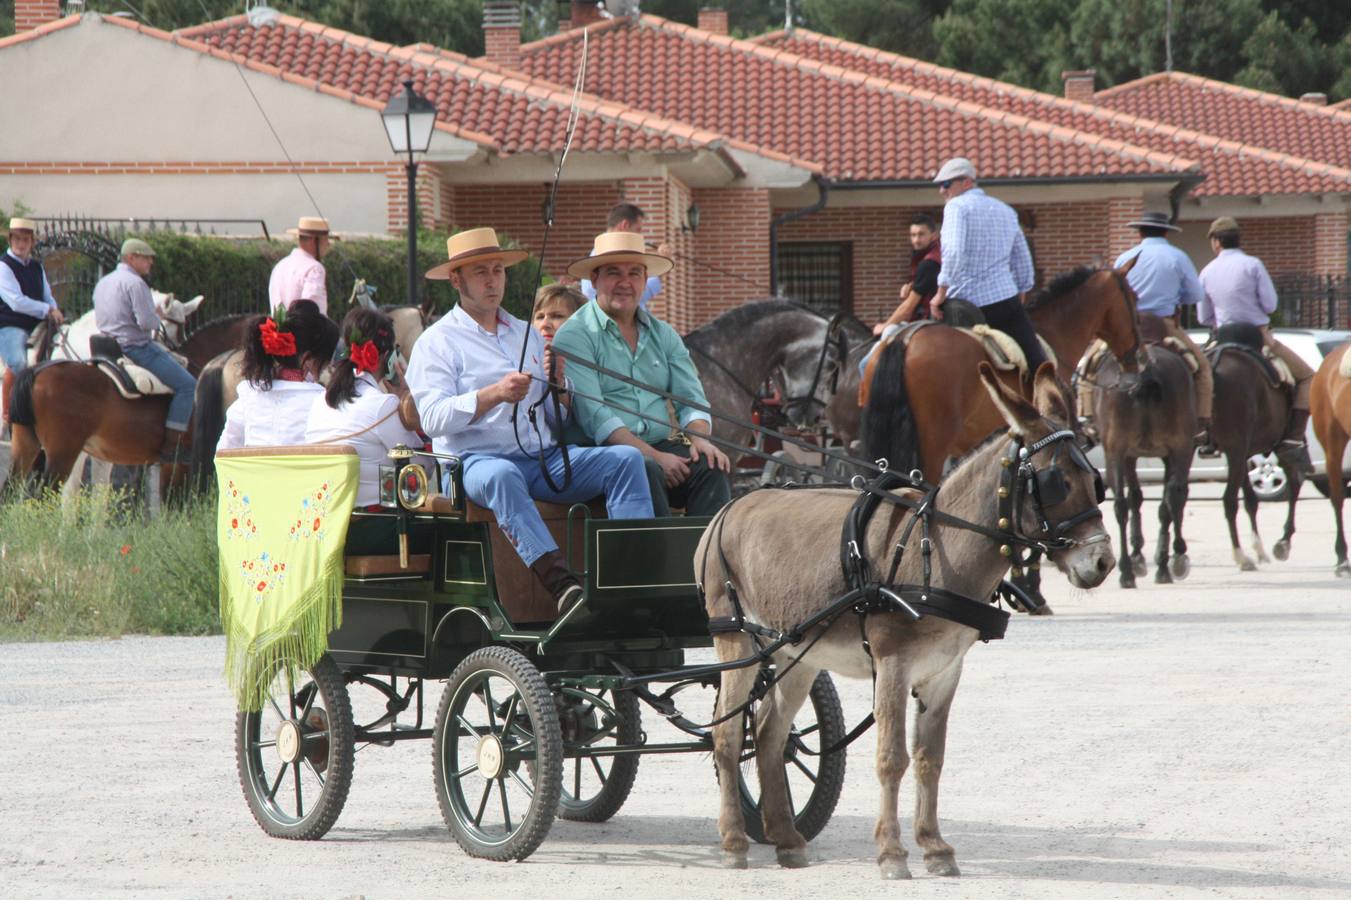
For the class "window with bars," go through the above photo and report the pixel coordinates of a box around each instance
[777,241,853,315]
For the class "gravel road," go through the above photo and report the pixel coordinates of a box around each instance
[3,487,1350,899]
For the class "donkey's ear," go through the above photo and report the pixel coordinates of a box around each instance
[1031,362,1070,422]
[182,295,205,316]
[978,361,1038,436]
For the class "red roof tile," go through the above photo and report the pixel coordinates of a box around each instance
[751,29,1351,197]
[1095,72,1351,169]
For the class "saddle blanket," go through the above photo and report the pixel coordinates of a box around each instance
[93,357,179,399]
[957,325,1057,375]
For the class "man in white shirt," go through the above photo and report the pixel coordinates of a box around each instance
[406,228,653,613]
[269,216,332,315]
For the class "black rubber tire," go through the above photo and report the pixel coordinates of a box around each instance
[433,646,563,862]
[738,670,848,845]
[553,686,641,823]
[235,653,354,840]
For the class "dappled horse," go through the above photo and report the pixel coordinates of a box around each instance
[1087,313,1196,588]
[860,263,1140,608]
[1208,323,1304,571]
[684,300,865,449]
[1309,341,1351,576]
[699,362,1114,877]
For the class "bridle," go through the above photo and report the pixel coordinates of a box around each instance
[996,428,1107,557]
[780,313,849,423]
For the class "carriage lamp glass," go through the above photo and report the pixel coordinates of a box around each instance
[378,464,398,507]
[398,463,430,511]
[380,82,437,155]
[682,203,701,233]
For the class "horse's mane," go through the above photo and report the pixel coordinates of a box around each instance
[1025,267,1099,312]
[684,298,823,342]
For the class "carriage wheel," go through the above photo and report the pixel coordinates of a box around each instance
[551,686,641,823]
[738,670,847,845]
[235,653,354,840]
[433,647,563,861]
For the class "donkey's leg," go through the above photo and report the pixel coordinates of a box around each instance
[1154,459,1175,583]
[1226,454,1258,571]
[872,653,912,880]
[712,633,759,869]
[754,659,817,868]
[912,656,964,877]
[1157,453,1191,582]
[1127,462,1148,577]
[1109,458,1135,589]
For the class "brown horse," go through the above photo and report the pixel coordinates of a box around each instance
[1088,314,1197,588]
[1310,342,1351,577]
[1208,323,1304,570]
[699,362,1114,877]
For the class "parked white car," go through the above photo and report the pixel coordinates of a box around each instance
[1085,328,1351,501]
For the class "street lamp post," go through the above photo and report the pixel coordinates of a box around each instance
[380,79,438,307]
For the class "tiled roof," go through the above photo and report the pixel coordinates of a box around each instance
[1095,72,1351,170]
[519,16,1197,184]
[751,29,1351,197]
[177,14,712,157]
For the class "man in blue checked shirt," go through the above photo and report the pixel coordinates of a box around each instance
[927,158,1044,374]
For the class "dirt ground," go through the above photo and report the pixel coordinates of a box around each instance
[3,484,1350,899]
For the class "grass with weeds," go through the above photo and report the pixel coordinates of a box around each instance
[0,487,220,640]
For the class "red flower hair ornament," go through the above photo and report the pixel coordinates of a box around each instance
[259,317,297,357]
[349,339,381,374]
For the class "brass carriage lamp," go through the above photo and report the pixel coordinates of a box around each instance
[380,79,438,309]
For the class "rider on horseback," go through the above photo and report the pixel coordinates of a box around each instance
[1081,211,1214,449]
[1198,217,1315,474]
[0,218,63,436]
[927,158,1044,377]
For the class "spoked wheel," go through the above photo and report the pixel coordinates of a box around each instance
[235,653,354,840]
[738,670,847,845]
[433,647,563,861]
[551,686,641,822]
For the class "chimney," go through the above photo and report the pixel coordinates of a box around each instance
[1300,92,1328,106]
[483,1,522,69]
[698,8,729,35]
[1061,69,1097,104]
[15,0,62,32]
[567,1,605,30]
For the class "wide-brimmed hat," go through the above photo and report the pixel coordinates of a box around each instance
[1126,211,1181,232]
[286,216,338,239]
[425,227,529,280]
[1208,216,1240,238]
[933,157,977,183]
[7,217,37,234]
[567,231,673,280]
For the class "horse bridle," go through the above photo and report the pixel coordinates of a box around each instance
[997,429,1108,557]
[780,313,849,421]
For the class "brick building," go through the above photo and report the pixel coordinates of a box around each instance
[4,0,1350,329]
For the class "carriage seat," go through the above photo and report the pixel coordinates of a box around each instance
[465,496,607,523]
[88,334,186,399]
[344,553,432,577]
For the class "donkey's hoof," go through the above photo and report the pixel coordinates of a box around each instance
[1130,553,1147,576]
[721,851,749,870]
[879,860,912,880]
[1170,554,1190,580]
[1336,561,1351,578]
[1273,540,1290,561]
[1028,602,1055,616]
[1119,575,1136,589]
[776,847,809,869]
[926,855,962,877]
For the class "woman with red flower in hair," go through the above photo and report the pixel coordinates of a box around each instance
[216,299,339,451]
[306,307,426,554]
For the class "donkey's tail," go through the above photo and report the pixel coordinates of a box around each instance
[861,337,919,474]
[190,353,229,492]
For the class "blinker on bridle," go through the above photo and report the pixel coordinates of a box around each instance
[997,429,1107,557]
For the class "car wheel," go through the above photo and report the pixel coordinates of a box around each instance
[1248,453,1288,502]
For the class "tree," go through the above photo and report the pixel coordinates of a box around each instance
[800,0,949,59]
[932,0,1076,94]
[1237,12,1350,98]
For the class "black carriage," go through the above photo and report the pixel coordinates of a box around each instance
[220,444,847,861]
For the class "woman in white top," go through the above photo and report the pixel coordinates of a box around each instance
[306,307,425,555]
[217,300,339,451]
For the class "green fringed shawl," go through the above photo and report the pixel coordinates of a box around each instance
[216,451,359,712]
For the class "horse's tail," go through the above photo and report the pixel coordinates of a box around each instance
[861,337,919,474]
[9,364,39,428]
[191,355,228,492]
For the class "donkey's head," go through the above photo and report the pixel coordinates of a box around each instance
[152,291,205,346]
[980,360,1115,589]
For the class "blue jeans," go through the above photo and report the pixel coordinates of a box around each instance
[123,341,196,431]
[460,446,653,566]
[0,326,27,374]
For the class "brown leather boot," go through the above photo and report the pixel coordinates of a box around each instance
[1276,409,1314,476]
[529,550,583,614]
[1194,418,1220,458]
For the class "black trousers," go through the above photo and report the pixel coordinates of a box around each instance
[973,295,1047,372]
[643,438,732,517]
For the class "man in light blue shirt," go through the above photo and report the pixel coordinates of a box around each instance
[1099,211,1213,448]
[578,203,664,310]
[406,228,653,614]
[1198,217,1314,471]
[927,157,1043,373]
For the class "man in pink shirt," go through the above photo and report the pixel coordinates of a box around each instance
[268,216,332,314]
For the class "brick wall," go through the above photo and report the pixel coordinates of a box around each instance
[1312,211,1349,276]
[483,26,521,69]
[1106,197,1145,260]
[686,186,771,333]
[14,0,59,33]
[1236,217,1315,274]
[386,165,442,232]
[449,181,618,279]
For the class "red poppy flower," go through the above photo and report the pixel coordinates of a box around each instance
[350,339,380,374]
[119,545,131,556]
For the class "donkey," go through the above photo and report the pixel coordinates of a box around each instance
[698,362,1114,878]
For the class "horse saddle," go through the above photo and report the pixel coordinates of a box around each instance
[1135,315,1202,374]
[1202,323,1290,390]
[955,325,1057,377]
[88,334,181,400]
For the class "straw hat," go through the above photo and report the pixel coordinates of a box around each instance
[287,216,336,238]
[567,231,673,280]
[425,227,529,280]
[7,217,37,234]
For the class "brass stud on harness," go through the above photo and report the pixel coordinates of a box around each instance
[998,517,1010,530]
[1000,457,1012,468]
[997,486,1009,498]
[1000,544,1012,557]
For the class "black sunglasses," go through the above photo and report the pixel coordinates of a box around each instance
[938,179,956,190]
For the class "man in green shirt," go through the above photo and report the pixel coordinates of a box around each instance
[553,232,731,516]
